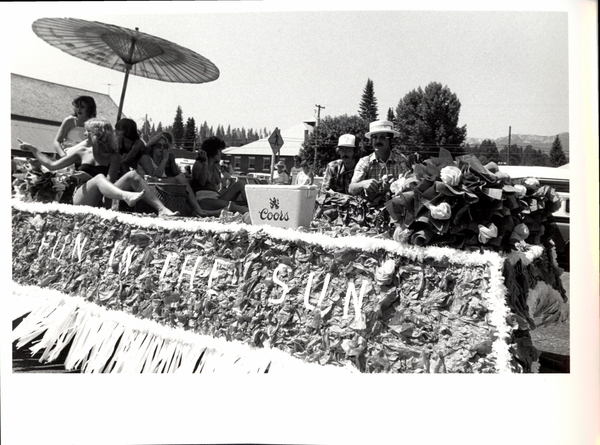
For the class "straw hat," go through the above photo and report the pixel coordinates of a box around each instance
[275,161,286,168]
[365,120,400,138]
[336,134,356,148]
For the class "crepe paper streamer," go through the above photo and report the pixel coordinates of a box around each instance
[12,283,355,374]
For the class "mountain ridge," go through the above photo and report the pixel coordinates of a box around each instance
[465,132,569,155]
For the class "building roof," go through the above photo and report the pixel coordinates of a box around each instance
[11,120,61,154]
[222,119,316,157]
[11,73,121,124]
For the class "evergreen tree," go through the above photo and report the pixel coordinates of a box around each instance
[183,117,197,151]
[358,78,379,122]
[387,107,395,122]
[549,135,568,167]
[477,139,501,164]
[172,106,185,148]
[395,82,467,158]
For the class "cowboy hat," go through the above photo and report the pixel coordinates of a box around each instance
[365,120,400,138]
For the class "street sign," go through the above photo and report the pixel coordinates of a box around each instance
[268,127,284,154]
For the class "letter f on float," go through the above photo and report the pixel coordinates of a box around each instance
[269,263,293,304]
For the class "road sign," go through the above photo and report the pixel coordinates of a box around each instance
[268,127,284,154]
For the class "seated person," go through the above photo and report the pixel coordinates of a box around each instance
[18,118,178,217]
[54,95,97,158]
[289,155,303,184]
[296,162,314,185]
[137,132,219,217]
[191,136,248,214]
[115,118,145,172]
[272,161,289,185]
[321,134,359,195]
[348,120,410,204]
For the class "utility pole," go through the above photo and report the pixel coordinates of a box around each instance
[314,104,325,171]
[507,126,511,165]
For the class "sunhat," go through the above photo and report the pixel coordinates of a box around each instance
[276,161,286,168]
[336,134,356,148]
[365,120,400,138]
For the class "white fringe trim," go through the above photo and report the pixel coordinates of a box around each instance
[12,283,354,374]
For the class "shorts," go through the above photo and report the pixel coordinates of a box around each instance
[195,190,220,200]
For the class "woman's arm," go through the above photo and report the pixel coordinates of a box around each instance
[106,153,122,183]
[191,156,209,189]
[121,139,145,164]
[19,139,79,171]
[53,116,75,157]
[166,153,180,177]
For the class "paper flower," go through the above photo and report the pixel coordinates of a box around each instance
[513,184,527,198]
[440,166,462,186]
[429,202,452,220]
[375,259,396,285]
[510,223,530,242]
[478,223,498,244]
[390,177,407,195]
[524,177,540,192]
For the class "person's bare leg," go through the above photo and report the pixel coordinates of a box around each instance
[73,175,145,207]
[115,171,178,217]
[174,174,220,217]
[220,181,247,203]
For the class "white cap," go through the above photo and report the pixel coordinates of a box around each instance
[336,134,356,148]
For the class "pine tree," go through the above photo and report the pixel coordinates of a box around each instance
[387,108,395,122]
[549,135,568,167]
[172,106,185,149]
[183,117,197,151]
[358,78,379,122]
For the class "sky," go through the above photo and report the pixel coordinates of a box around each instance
[5,2,573,140]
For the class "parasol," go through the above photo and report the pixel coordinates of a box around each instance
[32,17,220,122]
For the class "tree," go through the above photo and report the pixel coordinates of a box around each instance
[477,139,501,165]
[499,144,522,166]
[387,107,395,122]
[172,106,185,149]
[395,82,467,158]
[549,135,568,167]
[358,78,379,122]
[183,117,197,151]
[300,114,369,173]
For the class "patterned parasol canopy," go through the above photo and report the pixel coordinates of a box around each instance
[32,17,220,122]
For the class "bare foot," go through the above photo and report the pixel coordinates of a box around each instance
[123,190,146,207]
[158,208,180,217]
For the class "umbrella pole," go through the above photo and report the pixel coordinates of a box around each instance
[116,63,132,123]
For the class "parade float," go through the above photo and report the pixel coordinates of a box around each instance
[11,150,568,373]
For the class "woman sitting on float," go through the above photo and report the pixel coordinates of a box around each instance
[115,118,145,172]
[137,132,220,217]
[191,136,248,214]
[18,117,178,217]
[53,95,97,158]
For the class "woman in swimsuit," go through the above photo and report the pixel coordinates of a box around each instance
[115,118,145,172]
[191,136,248,214]
[137,132,219,217]
[19,118,178,217]
[53,96,97,157]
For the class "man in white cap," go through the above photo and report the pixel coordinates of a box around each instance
[348,120,409,201]
[321,133,359,195]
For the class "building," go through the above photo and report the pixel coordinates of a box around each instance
[11,73,120,157]
[222,118,316,174]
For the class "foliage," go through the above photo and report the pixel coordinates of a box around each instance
[358,78,379,122]
[395,82,467,158]
[183,117,197,151]
[300,114,369,173]
[172,106,185,148]
[387,108,395,122]
[549,135,568,167]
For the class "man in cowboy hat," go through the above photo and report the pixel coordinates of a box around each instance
[321,133,359,195]
[272,160,290,185]
[348,120,409,201]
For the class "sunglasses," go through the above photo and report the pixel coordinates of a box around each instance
[154,143,169,149]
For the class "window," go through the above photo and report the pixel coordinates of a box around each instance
[263,157,271,172]
[234,156,241,169]
[248,156,255,170]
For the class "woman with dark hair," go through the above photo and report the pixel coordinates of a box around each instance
[137,132,219,217]
[54,96,97,157]
[19,118,178,217]
[191,136,248,214]
[115,118,145,172]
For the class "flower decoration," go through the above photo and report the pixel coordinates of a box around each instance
[440,166,462,186]
[12,161,76,204]
[384,148,563,251]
